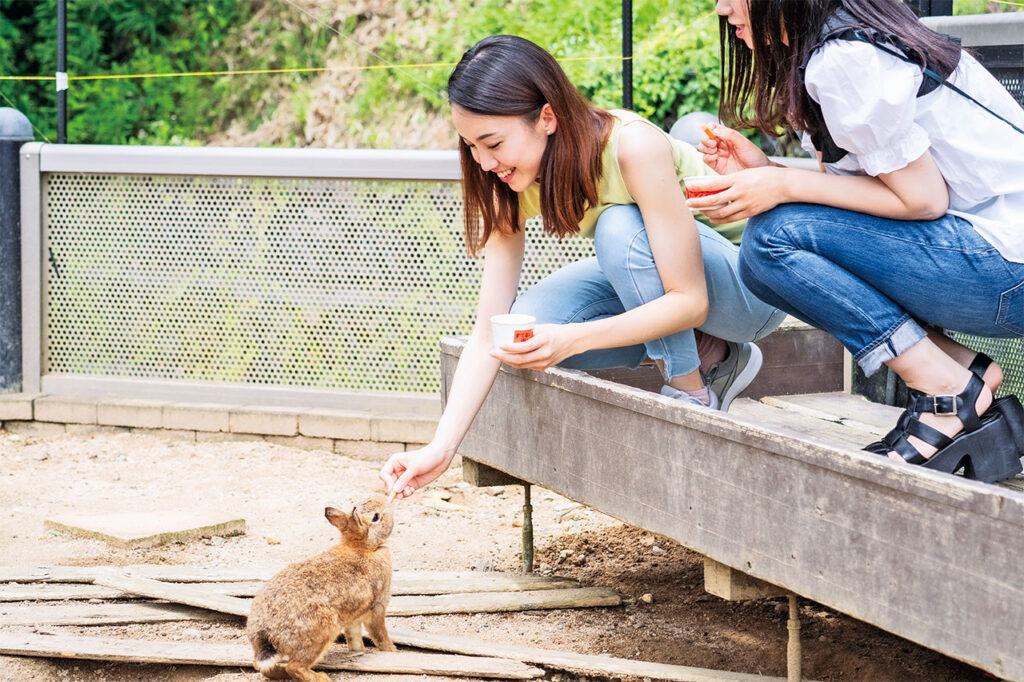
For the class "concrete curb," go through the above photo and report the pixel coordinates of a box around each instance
[0,394,436,461]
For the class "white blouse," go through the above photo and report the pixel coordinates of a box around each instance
[801,39,1024,263]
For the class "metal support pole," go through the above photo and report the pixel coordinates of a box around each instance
[787,594,802,682]
[521,484,534,573]
[622,0,633,110]
[57,0,67,143]
[0,109,34,393]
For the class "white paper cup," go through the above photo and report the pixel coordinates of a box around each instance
[490,313,535,347]
[683,176,727,211]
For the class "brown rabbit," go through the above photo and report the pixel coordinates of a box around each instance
[246,495,396,682]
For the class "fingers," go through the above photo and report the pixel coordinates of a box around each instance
[392,469,418,500]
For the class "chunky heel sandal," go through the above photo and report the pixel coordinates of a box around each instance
[864,374,1022,483]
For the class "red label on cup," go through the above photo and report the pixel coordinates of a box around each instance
[686,188,725,199]
[513,329,534,343]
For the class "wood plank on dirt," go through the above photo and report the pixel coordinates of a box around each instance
[0,566,580,594]
[388,587,620,616]
[388,626,790,682]
[0,602,223,626]
[95,574,618,617]
[0,632,544,679]
[90,573,251,617]
[0,581,265,602]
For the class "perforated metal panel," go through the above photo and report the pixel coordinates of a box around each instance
[41,173,593,394]
[951,334,1024,400]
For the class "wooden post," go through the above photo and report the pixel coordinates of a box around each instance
[521,484,534,573]
[787,594,801,682]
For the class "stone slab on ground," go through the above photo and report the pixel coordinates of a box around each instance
[44,511,246,549]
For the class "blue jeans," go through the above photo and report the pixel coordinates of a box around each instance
[738,203,1024,376]
[510,205,786,379]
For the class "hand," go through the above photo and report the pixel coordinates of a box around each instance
[685,166,790,223]
[697,124,771,176]
[489,323,580,370]
[379,445,452,500]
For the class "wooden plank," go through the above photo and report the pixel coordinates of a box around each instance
[440,337,1024,680]
[87,574,618,618]
[388,626,789,682]
[728,398,870,449]
[759,392,902,435]
[0,632,544,679]
[0,602,222,626]
[388,587,620,616]
[0,566,580,594]
[91,573,251,617]
[0,581,264,602]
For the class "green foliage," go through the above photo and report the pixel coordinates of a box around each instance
[364,0,721,133]
[0,0,329,144]
[3,0,1016,146]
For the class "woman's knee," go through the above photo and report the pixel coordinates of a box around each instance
[737,206,805,296]
[593,205,647,269]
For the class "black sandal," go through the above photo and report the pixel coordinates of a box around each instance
[864,373,1024,483]
[968,352,993,379]
[967,353,1024,466]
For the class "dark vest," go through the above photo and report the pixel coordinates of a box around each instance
[799,8,960,163]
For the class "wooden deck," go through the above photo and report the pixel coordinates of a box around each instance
[440,337,1024,681]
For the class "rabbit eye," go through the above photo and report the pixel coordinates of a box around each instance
[371,512,380,523]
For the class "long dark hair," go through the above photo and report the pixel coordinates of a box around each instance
[447,35,614,255]
[719,0,961,135]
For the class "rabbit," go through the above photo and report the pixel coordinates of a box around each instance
[246,494,396,682]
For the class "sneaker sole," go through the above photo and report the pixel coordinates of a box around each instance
[720,343,763,413]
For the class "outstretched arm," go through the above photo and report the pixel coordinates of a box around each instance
[379,226,525,499]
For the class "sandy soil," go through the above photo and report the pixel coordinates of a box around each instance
[0,427,994,681]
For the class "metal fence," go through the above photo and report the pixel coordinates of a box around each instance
[20,144,594,406]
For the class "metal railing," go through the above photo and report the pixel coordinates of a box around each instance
[19,144,595,410]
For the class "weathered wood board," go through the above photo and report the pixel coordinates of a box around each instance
[387,626,790,682]
[441,337,1024,681]
[0,602,223,626]
[0,566,579,594]
[0,632,545,679]
[0,576,619,624]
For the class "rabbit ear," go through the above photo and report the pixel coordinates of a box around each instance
[325,506,349,531]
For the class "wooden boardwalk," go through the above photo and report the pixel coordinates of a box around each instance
[441,337,1024,681]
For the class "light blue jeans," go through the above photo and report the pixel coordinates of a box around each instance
[738,203,1024,376]
[510,205,786,379]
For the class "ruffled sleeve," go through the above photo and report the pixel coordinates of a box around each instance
[804,40,931,176]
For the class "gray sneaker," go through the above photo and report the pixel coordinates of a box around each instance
[660,384,720,410]
[702,341,763,412]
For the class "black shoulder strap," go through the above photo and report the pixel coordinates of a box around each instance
[799,9,959,163]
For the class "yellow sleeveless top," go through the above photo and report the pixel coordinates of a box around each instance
[517,109,744,243]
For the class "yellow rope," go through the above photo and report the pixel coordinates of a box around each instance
[0,10,716,84]
[0,55,630,82]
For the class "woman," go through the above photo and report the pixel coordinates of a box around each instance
[380,35,784,499]
[690,0,1024,482]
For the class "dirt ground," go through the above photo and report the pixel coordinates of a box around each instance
[0,427,995,682]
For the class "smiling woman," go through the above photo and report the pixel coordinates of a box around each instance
[379,35,786,501]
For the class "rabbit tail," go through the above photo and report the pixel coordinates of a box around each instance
[251,631,287,678]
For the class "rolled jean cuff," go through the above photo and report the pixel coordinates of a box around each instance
[855,317,927,377]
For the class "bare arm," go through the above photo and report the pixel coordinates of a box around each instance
[687,149,949,223]
[379,226,525,497]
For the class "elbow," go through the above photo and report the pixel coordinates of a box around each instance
[904,193,948,221]
[689,296,710,330]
